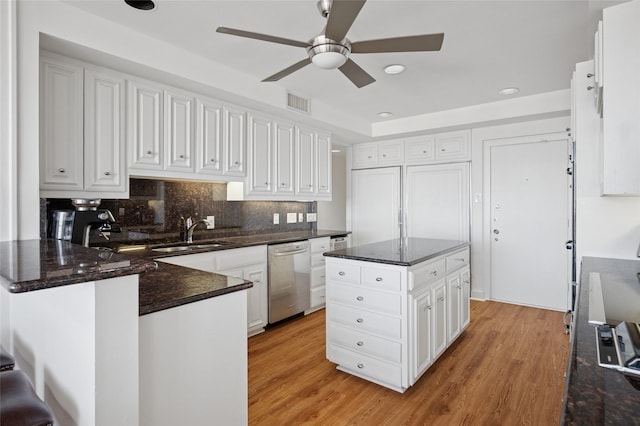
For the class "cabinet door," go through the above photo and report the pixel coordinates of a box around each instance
[128,79,163,170]
[431,281,447,360]
[447,273,461,342]
[296,126,316,195]
[405,135,435,164]
[247,113,273,194]
[378,140,404,166]
[164,88,194,172]
[352,143,378,169]
[244,264,268,335]
[40,55,84,190]
[84,67,126,192]
[460,266,471,329]
[195,97,223,175]
[274,121,295,194]
[223,106,246,176]
[405,163,470,241]
[434,130,470,162]
[317,132,332,196]
[411,290,432,383]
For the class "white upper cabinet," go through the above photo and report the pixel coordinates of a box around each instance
[40,53,127,197]
[274,121,295,195]
[247,112,273,194]
[296,126,316,196]
[223,105,246,177]
[83,67,126,193]
[352,130,470,169]
[195,97,223,175]
[164,88,195,172]
[601,0,640,195]
[316,132,332,196]
[128,78,164,171]
[40,55,84,192]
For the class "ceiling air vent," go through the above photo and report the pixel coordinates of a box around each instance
[286,92,310,114]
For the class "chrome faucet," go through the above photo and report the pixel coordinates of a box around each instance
[186,219,210,243]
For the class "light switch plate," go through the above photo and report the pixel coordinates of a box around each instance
[273,213,280,225]
[287,213,297,223]
[298,213,304,222]
[206,215,215,229]
[306,213,317,222]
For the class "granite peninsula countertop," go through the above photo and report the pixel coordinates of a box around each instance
[562,257,640,425]
[323,237,469,266]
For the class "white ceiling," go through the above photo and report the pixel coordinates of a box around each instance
[64,0,614,125]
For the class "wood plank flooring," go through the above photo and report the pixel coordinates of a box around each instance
[248,301,570,425]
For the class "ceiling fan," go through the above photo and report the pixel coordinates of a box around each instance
[216,0,444,88]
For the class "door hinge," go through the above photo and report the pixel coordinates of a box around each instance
[566,167,573,176]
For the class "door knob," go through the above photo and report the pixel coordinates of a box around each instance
[493,229,500,235]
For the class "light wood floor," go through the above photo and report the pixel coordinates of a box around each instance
[248,300,570,425]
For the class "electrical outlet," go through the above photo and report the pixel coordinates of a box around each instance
[273,213,280,225]
[298,213,304,222]
[118,207,125,217]
[306,213,317,222]
[206,216,215,229]
[287,213,297,223]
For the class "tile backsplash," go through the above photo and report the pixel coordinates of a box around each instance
[43,178,316,239]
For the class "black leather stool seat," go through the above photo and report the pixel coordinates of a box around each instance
[0,370,54,426]
[1,345,15,371]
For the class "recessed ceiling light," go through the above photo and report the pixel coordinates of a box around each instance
[377,112,393,118]
[384,64,406,75]
[125,0,156,11]
[498,87,520,95]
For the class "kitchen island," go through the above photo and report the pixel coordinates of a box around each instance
[323,238,470,392]
[561,257,640,425]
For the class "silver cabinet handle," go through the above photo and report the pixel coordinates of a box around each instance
[431,271,438,276]
[338,271,345,276]
[357,363,364,369]
[356,341,364,347]
[210,158,216,162]
[179,154,184,159]
[146,150,152,155]
[281,182,286,186]
[104,171,111,176]
[234,161,240,165]
[356,318,363,323]
[375,277,383,282]
[356,296,364,301]
[58,168,66,173]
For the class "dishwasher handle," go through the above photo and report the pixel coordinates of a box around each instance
[273,248,308,256]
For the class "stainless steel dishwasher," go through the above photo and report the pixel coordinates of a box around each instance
[268,241,310,324]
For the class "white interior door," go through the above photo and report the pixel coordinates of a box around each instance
[487,137,570,311]
[351,167,401,246]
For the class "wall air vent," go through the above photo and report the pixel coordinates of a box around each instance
[286,92,311,114]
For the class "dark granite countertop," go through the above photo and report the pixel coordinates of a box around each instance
[0,239,157,293]
[139,262,252,315]
[562,257,640,425]
[323,238,469,266]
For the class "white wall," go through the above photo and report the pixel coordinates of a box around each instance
[574,60,640,263]
[317,149,347,230]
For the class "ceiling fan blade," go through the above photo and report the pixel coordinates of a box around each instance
[216,27,310,48]
[262,58,312,82]
[338,58,375,88]
[351,33,445,53]
[324,0,367,42]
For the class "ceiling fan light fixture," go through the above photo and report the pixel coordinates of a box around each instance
[384,64,405,75]
[308,35,350,69]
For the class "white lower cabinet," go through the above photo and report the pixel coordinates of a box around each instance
[308,237,330,311]
[326,246,470,392]
[156,245,268,336]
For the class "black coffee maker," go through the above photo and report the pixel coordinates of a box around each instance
[69,199,116,247]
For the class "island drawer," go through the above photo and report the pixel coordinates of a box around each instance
[326,261,360,284]
[410,259,446,291]
[362,267,401,291]
[328,323,401,363]
[445,248,469,272]
[327,304,401,339]
[327,344,402,389]
[328,284,401,315]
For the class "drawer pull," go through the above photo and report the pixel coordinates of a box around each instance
[356,296,364,301]
[356,341,364,347]
[58,168,66,173]
[431,271,438,276]
[356,318,363,323]
[357,363,364,369]
[104,171,111,176]
[375,277,383,282]
[338,271,345,276]
[455,257,466,262]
